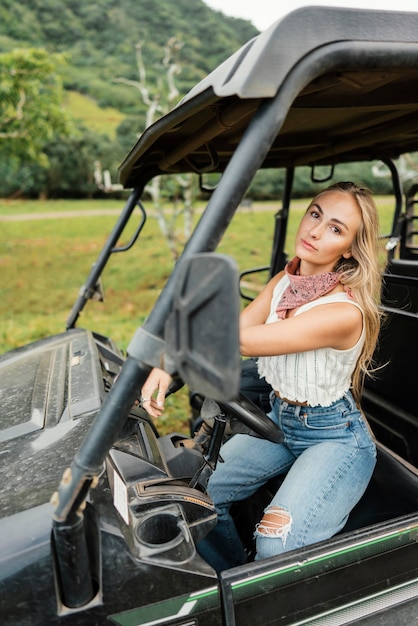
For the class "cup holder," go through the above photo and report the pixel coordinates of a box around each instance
[135,511,183,549]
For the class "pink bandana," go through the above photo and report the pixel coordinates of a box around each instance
[276,257,341,319]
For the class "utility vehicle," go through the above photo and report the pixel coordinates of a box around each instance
[1,6,418,625]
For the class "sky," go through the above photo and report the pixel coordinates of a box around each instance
[204,0,418,32]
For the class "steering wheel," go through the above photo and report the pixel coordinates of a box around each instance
[168,376,283,443]
[216,393,283,443]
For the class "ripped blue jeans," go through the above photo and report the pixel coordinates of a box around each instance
[197,392,376,573]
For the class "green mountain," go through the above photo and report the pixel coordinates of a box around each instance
[0,0,259,198]
[0,0,258,115]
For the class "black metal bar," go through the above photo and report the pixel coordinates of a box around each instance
[54,87,291,531]
[66,187,143,329]
[382,158,403,260]
[269,166,294,278]
[52,513,94,608]
[188,413,227,491]
[204,413,227,470]
[111,199,146,253]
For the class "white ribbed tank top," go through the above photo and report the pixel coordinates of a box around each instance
[257,275,365,407]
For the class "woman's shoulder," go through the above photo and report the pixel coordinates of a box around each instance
[296,295,364,350]
[296,290,364,313]
[269,270,288,301]
[271,269,287,290]
[272,269,286,283]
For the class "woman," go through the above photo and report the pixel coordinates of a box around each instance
[141,181,382,573]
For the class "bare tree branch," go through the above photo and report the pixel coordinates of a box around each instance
[108,37,195,259]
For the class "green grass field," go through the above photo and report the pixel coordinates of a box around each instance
[0,196,394,433]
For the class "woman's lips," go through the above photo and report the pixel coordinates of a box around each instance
[300,238,317,251]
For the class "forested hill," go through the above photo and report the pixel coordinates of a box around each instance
[0,0,258,114]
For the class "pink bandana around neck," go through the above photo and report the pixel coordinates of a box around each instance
[275,257,341,319]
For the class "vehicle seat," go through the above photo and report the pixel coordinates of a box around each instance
[342,443,418,532]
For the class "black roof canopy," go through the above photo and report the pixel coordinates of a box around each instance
[119,5,418,188]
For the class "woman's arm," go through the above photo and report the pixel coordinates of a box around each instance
[240,301,363,357]
[141,301,361,416]
[240,272,283,329]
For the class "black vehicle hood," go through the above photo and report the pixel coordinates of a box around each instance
[119,6,418,187]
[0,329,104,519]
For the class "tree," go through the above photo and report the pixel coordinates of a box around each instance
[0,48,72,167]
[112,37,196,260]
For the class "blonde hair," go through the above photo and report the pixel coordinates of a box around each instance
[316,181,383,403]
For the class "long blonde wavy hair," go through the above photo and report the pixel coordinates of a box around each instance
[316,181,383,403]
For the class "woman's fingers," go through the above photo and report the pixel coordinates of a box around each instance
[140,368,172,417]
[142,397,163,418]
[156,389,166,406]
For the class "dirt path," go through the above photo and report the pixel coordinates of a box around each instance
[0,209,122,221]
[0,202,279,222]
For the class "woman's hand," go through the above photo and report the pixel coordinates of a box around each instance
[140,368,172,417]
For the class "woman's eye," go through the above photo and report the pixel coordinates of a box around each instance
[331,225,341,234]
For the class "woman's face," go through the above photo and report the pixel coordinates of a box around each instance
[294,190,362,274]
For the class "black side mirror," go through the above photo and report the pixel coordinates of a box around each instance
[165,253,241,402]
